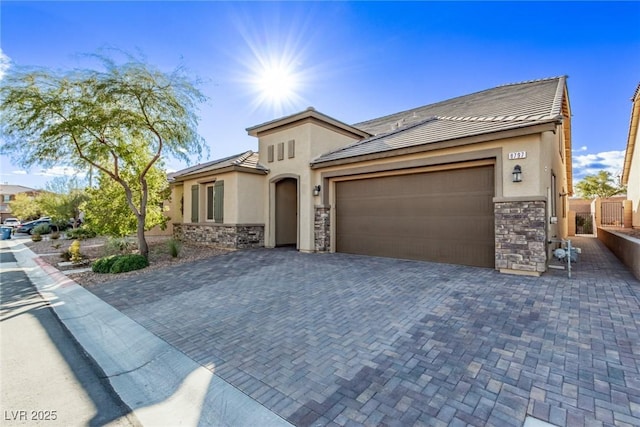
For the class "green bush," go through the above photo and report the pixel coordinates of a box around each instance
[110,254,149,274]
[92,254,149,274]
[33,224,51,235]
[50,231,61,240]
[66,226,97,240]
[92,255,119,273]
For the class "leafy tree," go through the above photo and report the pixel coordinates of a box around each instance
[37,176,88,227]
[575,170,626,199]
[0,51,206,257]
[82,163,170,237]
[8,192,41,220]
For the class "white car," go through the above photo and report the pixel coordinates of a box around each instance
[3,218,21,228]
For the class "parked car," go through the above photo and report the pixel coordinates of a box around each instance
[15,218,53,234]
[3,218,21,228]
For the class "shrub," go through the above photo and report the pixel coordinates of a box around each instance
[104,236,137,256]
[50,231,60,240]
[69,240,82,263]
[92,255,119,273]
[31,233,42,242]
[167,238,182,258]
[66,226,97,240]
[60,250,71,261]
[33,224,51,235]
[92,254,149,274]
[110,254,149,273]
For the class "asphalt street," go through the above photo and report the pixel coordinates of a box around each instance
[0,246,139,427]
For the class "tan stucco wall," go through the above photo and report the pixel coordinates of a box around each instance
[179,171,264,225]
[257,122,361,251]
[235,173,265,224]
[627,125,640,228]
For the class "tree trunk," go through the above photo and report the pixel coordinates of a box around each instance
[137,214,149,258]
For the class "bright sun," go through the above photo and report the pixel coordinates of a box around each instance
[257,65,298,102]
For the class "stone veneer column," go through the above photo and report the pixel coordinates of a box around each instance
[495,200,547,275]
[314,205,330,252]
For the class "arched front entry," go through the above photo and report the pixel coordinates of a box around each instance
[275,177,298,247]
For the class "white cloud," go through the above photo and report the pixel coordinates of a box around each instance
[0,48,11,80]
[572,150,625,181]
[36,166,85,178]
[12,170,27,175]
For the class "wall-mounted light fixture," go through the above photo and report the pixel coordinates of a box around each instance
[313,185,321,196]
[512,165,522,183]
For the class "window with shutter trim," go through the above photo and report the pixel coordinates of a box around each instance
[191,185,199,223]
[214,180,224,223]
[267,145,274,163]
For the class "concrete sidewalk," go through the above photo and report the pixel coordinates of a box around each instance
[1,238,293,427]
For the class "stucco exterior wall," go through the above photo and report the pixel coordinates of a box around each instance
[257,121,361,251]
[235,173,266,224]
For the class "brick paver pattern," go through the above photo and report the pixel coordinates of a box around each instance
[90,236,640,426]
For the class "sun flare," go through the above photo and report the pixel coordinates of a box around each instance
[257,64,298,102]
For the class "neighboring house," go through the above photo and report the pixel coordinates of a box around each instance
[170,76,572,276]
[622,83,640,229]
[0,184,38,222]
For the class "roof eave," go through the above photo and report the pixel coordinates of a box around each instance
[171,165,268,183]
[247,107,371,139]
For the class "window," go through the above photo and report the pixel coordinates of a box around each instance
[206,185,215,221]
[191,185,199,222]
[2,195,10,203]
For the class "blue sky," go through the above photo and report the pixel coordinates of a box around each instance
[1,1,639,190]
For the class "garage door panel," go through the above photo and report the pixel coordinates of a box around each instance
[335,165,495,268]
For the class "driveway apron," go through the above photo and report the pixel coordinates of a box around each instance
[89,236,640,426]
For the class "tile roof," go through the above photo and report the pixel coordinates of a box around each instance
[0,184,39,194]
[313,76,568,165]
[169,151,267,181]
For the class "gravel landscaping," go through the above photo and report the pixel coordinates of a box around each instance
[24,235,232,287]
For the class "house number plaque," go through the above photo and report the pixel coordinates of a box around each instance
[508,151,527,160]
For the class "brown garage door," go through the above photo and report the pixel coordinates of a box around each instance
[335,164,495,268]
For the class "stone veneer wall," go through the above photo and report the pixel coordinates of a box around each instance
[174,223,264,249]
[495,200,547,274]
[314,205,330,252]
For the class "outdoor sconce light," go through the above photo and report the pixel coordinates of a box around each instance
[313,185,321,196]
[512,165,522,183]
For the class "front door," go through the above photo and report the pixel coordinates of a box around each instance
[275,178,297,247]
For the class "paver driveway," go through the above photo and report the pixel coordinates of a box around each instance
[90,236,640,426]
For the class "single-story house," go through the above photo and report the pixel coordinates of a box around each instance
[622,83,640,228]
[170,76,572,276]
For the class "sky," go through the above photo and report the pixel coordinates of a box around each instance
[1,1,639,190]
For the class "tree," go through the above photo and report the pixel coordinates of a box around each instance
[8,193,41,221]
[37,176,88,227]
[575,171,626,199]
[83,163,170,237]
[0,52,207,257]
